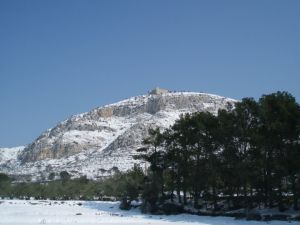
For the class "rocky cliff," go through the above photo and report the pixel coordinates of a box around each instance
[0,89,236,181]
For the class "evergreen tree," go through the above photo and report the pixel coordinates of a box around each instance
[232,98,259,208]
[170,114,195,205]
[259,91,300,210]
[135,127,165,209]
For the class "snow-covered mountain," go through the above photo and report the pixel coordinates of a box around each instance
[0,88,236,181]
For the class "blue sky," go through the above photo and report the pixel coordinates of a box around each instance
[1,0,299,147]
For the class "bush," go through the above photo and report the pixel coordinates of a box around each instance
[0,173,10,183]
[160,203,184,215]
[119,198,131,210]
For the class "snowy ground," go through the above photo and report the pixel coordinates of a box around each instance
[0,200,298,225]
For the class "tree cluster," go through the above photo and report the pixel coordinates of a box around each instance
[138,91,300,212]
[0,166,145,201]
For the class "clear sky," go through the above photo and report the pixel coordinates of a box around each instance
[1,0,299,147]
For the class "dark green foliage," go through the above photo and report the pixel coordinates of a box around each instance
[0,167,145,201]
[60,171,71,183]
[0,173,11,197]
[48,172,55,181]
[160,202,184,215]
[134,128,166,208]
[98,164,144,201]
[258,92,300,210]
[0,173,10,183]
[138,91,300,212]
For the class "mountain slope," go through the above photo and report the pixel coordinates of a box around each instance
[0,89,236,181]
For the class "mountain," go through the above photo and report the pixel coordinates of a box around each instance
[0,88,236,181]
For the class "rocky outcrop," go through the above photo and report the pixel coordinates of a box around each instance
[19,91,235,163]
[1,90,236,181]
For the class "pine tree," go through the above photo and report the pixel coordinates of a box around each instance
[233,98,259,208]
[135,127,165,210]
[170,114,195,205]
[259,91,300,210]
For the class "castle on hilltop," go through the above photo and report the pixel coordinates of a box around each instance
[149,87,170,95]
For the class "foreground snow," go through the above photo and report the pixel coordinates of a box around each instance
[0,200,297,225]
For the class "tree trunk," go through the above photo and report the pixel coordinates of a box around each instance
[176,176,181,204]
[193,152,201,208]
[160,171,164,197]
[243,183,248,208]
[291,175,298,210]
[194,188,199,208]
[183,187,187,205]
[249,186,253,209]
[170,166,175,203]
[213,185,217,210]
[278,180,284,211]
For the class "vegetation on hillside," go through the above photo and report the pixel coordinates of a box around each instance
[0,166,144,201]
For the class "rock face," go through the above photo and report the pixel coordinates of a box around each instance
[0,89,236,181]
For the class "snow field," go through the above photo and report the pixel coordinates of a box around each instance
[0,200,298,225]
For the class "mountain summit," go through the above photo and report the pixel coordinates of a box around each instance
[0,90,236,181]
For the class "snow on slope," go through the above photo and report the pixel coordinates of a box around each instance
[0,146,25,164]
[0,200,296,225]
[0,90,237,181]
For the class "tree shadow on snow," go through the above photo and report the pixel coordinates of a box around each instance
[82,201,290,225]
